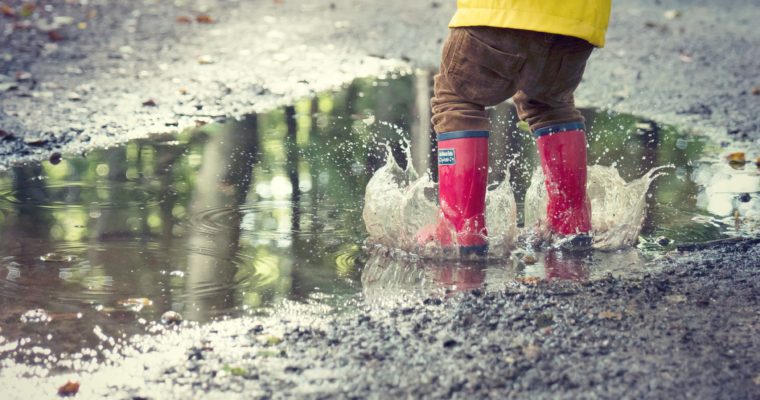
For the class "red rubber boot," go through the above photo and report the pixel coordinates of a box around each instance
[535,122,592,236]
[436,130,489,256]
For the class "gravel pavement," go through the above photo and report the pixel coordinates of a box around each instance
[0,1,759,398]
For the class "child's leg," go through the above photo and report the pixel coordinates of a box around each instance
[424,27,527,255]
[513,35,594,236]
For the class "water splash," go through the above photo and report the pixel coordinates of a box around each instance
[363,145,516,258]
[525,165,669,250]
[363,146,666,256]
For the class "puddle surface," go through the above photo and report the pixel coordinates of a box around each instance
[0,73,757,366]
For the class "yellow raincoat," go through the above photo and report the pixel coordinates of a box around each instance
[449,0,611,47]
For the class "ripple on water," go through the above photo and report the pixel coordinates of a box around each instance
[0,181,161,210]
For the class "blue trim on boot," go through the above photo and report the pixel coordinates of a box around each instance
[460,244,489,257]
[438,130,490,141]
[533,122,586,138]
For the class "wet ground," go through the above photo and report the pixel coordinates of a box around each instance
[0,75,758,398]
[1,0,759,397]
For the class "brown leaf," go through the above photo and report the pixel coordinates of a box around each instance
[142,99,157,107]
[1,4,15,17]
[176,15,192,24]
[196,14,214,24]
[517,276,541,285]
[48,30,64,42]
[57,380,80,397]
[598,310,623,320]
[727,152,746,164]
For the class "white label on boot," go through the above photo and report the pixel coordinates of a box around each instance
[438,149,456,165]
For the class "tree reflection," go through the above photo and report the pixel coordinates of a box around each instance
[185,115,258,322]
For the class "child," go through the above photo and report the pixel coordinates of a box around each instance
[420,1,611,255]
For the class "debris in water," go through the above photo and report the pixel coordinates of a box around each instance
[40,253,77,262]
[726,151,745,165]
[117,298,153,312]
[57,380,80,397]
[49,152,62,164]
[161,310,183,326]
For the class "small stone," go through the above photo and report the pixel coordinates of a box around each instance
[198,55,215,65]
[161,310,183,326]
[49,152,62,165]
[523,344,540,361]
[656,236,671,246]
[666,294,687,304]
[738,193,751,203]
[664,10,681,20]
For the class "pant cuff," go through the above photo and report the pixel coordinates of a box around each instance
[533,121,586,138]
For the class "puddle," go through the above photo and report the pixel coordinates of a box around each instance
[0,73,758,366]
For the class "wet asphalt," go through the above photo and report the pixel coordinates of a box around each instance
[1,0,759,398]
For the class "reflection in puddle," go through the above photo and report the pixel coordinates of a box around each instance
[0,73,757,366]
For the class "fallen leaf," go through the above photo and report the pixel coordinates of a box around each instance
[57,380,80,397]
[727,152,746,164]
[1,4,15,17]
[196,14,214,24]
[176,15,192,24]
[142,99,157,107]
[598,310,623,320]
[517,276,541,285]
[20,3,35,17]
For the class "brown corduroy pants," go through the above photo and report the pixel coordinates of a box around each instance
[431,26,594,134]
